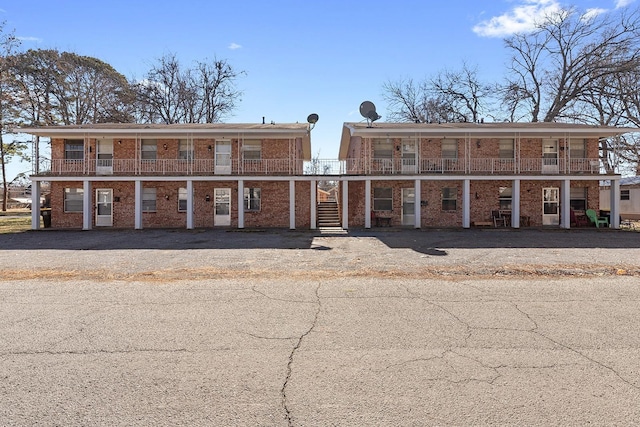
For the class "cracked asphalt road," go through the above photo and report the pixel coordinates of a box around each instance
[1,228,639,426]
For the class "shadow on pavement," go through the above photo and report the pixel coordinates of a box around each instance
[0,227,638,253]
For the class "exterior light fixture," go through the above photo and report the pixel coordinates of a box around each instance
[307,113,319,131]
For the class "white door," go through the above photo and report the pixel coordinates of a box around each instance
[402,141,417,173]
[543,187,559,226]
[96,140,113,175]
[402,188,415,226]
[215,141,231,174]
[542,140,559,173]
[214,188,231,226]
[95,188,113,227]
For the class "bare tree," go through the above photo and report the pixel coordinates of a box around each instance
[135,53,244,124]
[503,7,640,123]
[429,63,492,123]
[382,78,460,123]
[382,64,492,123]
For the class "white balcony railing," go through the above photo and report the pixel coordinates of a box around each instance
[42,158,603,176]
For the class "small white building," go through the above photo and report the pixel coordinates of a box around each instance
[600,176,640,220]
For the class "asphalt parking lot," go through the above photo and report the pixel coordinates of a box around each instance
[1,228,639,426]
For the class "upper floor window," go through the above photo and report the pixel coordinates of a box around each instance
[178,140,194,160]
[141,139,157,160]
[570,139,586,159]
[243,140,262,160]
[441,139,458,159]
[373,139,393,159]
[499,139,514,159]
[64,140,84,160]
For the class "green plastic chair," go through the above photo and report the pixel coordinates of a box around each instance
[586,209,609,228]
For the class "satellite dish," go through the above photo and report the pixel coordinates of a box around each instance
[359,101,381,126]
[307,113,319,124]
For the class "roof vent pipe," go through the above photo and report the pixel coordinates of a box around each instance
[262,116,265,125]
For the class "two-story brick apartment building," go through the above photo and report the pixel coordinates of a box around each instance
[24,121,631,230]
[25,123,318,230]
[336,121,630,229]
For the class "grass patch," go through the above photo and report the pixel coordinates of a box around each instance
[0,216,36,234]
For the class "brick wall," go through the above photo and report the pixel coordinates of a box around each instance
[344,178,601,228]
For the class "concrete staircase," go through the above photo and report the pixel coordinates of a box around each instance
[317,200,341,228]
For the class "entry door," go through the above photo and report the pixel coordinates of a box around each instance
[542,187,559,226]
[402,188,415,226]
[215,141,231,174]
[542,140,559,173]
[96,140,113,175]
[402,141,417,173]
[95,189,113,227]
[214,188,231,226]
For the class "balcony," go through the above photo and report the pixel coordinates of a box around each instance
[38,157,602,177]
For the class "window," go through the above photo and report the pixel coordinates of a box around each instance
[441,139,458,159]
[499,139,514,159]
[243,187,261,211]
[441,187,457,210]
[142,188,156,212]
[141,139,157,160]
[64,140,84,160]
[178,188,187,212]
[499,187,512,210]
[570,139,586,159]
[373,187,392,211]
[621,189,630,201]
[242,140,262,160]
[178,140,194,160]
[64,188,83,212]
[373,139,393,159]
[570,187,587,211]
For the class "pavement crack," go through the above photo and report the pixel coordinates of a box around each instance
[281,283,321,427]
[516,305,640,391]
[1,348,188,356]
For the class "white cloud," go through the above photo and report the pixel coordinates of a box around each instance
[228,42,242,50]
[473,0,563,38]
[615,0,635,8]
[17,36,42,43]
[583,7,608,20]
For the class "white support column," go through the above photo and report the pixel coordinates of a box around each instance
[414,179,421,228]
[512,179,521,228]
[134,180,143,230]
[289,180,296,230]
[237,179,244,229]
[310,179,317,230]
[365,179,371,229]
[561,179,571,229]
[31,181,41,230]
[462,179,470,228]
[610,178,620,228]
[186,180,194,229]
[83,180,92,230]
[342,180,349,230]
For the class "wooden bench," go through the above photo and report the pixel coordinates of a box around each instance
[473,221,493,227]
[372,211,392,227]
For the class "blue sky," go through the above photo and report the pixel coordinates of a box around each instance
[2,0,636,181]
